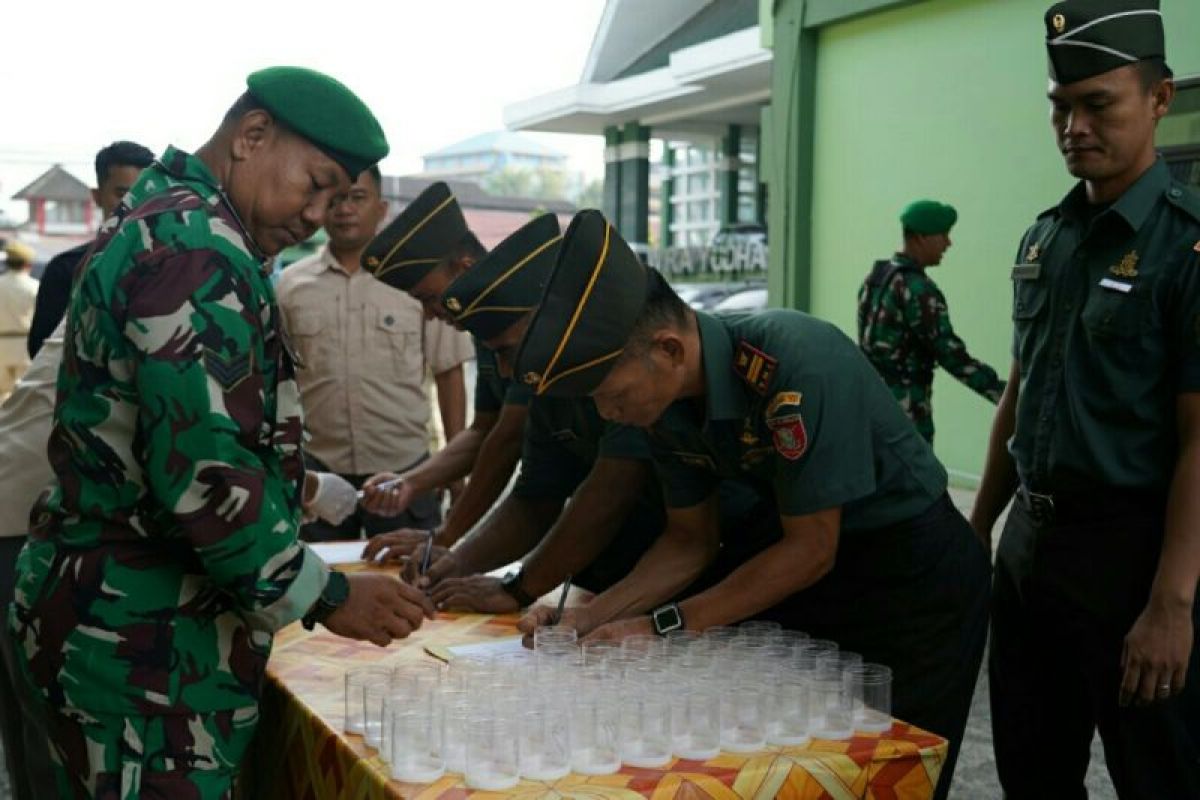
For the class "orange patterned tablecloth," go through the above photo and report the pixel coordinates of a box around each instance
[243,609,947,800]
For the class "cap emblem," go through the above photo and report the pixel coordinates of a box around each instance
[1052,13,1066,33]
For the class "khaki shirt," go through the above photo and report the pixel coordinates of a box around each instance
[0,269,38,375]
[277,246,473,475]
[0,319,62,536]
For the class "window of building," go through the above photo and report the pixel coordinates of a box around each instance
[1160,78,1200,189]
[668,141,721,246]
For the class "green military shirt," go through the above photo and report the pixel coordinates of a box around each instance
[513,395,654,500]
[857,254,1005,441]
[649,310,947,533]
[473,337,532,414]
[1010,159,1200,490]
[9,147,327,716]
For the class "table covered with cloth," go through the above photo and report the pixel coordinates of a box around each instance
[242,609,947,799]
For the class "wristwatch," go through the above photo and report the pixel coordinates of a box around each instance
[651,603,685,636]
[499,570,538,608]
[302,571,350,631]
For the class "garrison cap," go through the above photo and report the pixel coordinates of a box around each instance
[362,182,471,292]
[1044,0,1165,85]
[900,199,957,235]
[246,66,388,180]
[515,210,648,397]
[442,214,562,340]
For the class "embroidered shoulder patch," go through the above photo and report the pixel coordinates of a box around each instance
[766,391,802,418]
[204,348,254,392]
[733,340,777,395]
[767,413,808,460]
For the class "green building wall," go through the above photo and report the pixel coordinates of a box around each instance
[772,0,1200,483]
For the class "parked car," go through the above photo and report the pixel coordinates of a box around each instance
[712,286,768,312]
[672,282,741,310]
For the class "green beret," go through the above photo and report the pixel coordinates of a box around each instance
[1045,1,1164,85]
[900,200,958,235]
[442,214,562,340]
[515,210,648,397]
[246,67,388,181]
[362,182,472,292]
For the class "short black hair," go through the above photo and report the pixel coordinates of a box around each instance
[223,91,267,125]
[94,140,154,186]
[1136,58,1174,91]
[365,164,382,190]
[624,269,690,356]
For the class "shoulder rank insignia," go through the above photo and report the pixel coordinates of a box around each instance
[204,348,254,392]
[733,340,776,395]
[1024,243,1041,263]
[1110,251,1139,279]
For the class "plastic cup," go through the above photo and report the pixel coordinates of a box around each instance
[437,688,471,774]
[390,705,445,782]
[534,624,578,649]
[344,667,390,734]
[364,682,391,750]
[846,663,893,733]
[810,676,854,740]
[582,640,622,667]
[570,698,620,775]
[720,683,768,752]
[816,650,862,681]
[767,670,811,746]
[672,680,721,760]
[519,699,572,780]
[620,690,672,768]
[465,710,519,790]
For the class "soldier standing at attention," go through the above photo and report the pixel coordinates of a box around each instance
[8,67,434,798]
[858,200,1005,443]
[971,1,1200,796]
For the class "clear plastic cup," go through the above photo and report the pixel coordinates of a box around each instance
[364,682,391,750]
[621,634,667,660]
[810,676,854,740]
[620,690,672,768]
[519,697,572,780]
[672,680,721,760]
[738,620,782,637]
[570,698,621,775]
[390,705,445,782]
[720,683,768,752]
[465,710,519,790]
[344,667,390,734]
[846,663,893,733]
[767,670,811,746]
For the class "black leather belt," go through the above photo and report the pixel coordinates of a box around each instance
[1016,485,1165,526]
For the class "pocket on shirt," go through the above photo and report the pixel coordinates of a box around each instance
[1081,283,1149,341]
[288,309,332,373]
[371,304,421,377]
[1011,277,1048,370]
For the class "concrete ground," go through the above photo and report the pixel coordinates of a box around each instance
[0,488,1118,799]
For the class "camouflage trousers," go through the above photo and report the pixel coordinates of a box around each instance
[889,382,935,444]
[41,704,259,800]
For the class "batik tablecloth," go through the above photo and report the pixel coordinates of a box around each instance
[243,608,947,799]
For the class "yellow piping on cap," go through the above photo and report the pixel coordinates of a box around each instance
[458,304,537,321]
[461,235,562,318]
[537,223,612,395]
[375,194,457,269]
[536,348,624,395]
[374,257,440,281]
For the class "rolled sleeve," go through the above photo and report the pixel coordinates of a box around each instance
[424,317,473,375]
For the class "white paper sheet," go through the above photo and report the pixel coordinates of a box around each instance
[426,636,527,662]
[307,540,367,565]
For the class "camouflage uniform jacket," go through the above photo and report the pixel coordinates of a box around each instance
[857,254,1005,442]
[9,146,328,716]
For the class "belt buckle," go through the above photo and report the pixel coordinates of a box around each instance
[1021,488,1055,525]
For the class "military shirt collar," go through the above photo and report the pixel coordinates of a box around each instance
[1060,157,1170,233]
[891,252,920,268]
[697,311,746,422]
[157,145,269,268]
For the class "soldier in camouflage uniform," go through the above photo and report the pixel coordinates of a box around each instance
[857,199,1005,443]
[8,67,433,799]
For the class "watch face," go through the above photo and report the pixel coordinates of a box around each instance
[654,604,682,634]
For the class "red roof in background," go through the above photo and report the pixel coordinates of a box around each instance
[463,209,574,249]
